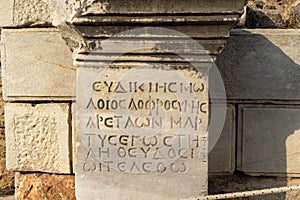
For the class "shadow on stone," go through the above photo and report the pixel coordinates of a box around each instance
[210,29,300,199]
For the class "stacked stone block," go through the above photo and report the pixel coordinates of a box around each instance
[0,1,76,197]
[6,1,300,199]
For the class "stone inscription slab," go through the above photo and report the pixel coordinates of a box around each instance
[76,63,209,199]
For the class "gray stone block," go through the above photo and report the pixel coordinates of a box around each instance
[5,103,71,174]
[1,28,76,101]
[209,105,235,174]
[238,105,300,177]
[217,29,300,101]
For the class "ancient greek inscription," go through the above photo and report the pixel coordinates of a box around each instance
[77,65,208,174]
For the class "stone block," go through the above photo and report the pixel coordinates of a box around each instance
[1,28,76,101]
[0,0,51,27]
[238,105,300,176]
[217,29,300,101]
[209,105,235,174]
[0,1,13,27]
[75,64,209,199]
[15,173,75,200]
[5,103,71,174]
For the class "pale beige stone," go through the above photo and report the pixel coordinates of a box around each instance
[0,1,14,27]
[0,0,51,27]
[13,0,51,26]
[286,129,300,174]
[1,28,76,101]
[5,103,71,173]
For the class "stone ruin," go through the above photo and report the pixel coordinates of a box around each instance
[1,0,245,199]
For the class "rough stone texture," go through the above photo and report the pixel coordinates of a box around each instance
[238,105,300,177]
[13,0,51,26]
[217,29,300,101]
[209,174,300,200]
[5,103,71,174]
[15,173,75,200]
[290,0,300,27]
[246,0,298,28]
[208,105,235,174]
[0,0,51,27]
[246,8,284,28]
[1,28,76,101]
[0,128,14,191]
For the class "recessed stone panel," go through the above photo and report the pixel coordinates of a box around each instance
[1,28,75,101]
[5,103,71,173]
[238,105,300,177]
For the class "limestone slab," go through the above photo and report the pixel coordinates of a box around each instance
[238,105,300,176]
[217,29,300,101]
[0,1,13,27]
[5,103,71,173]
[208,105,235,174]
[1,28,76,101]
[75,64,209,199]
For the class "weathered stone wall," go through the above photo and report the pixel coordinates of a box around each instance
[0,28,17,197]
[0,1,245,199]
[210,29,300,199]
[2,0,300,200]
